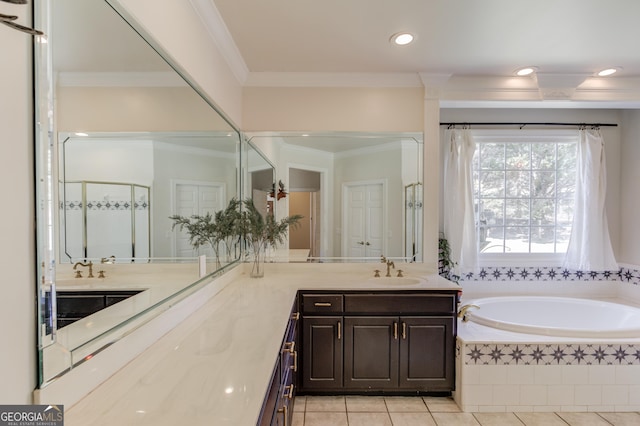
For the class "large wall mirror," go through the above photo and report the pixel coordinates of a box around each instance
[35,0,241,385]
[248,133,423,262]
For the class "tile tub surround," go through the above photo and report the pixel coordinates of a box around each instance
[63,263,458,425]
[456,317,640,413]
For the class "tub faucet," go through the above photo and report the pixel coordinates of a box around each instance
[457,304,479,322]
[73,261,94,278]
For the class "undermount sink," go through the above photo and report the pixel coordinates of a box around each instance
[370,277,422,285]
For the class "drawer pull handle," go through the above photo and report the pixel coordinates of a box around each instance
[402,322,407,340]
[393,322,398,340]
[277,406,288,426]
[291,350,297,372]
[285,384,295,399]
[337,320,342,340]
[291,312,300,321]
[314,302,332,307]
[283,341,295,354]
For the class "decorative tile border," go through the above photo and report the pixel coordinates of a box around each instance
[61,200,149,211]
[440,265,640,286]
[463,343,640,366]
[458,266,621,282]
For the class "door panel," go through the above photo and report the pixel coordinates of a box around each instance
[302,316,343,389]
[174,183,224,257]
[345,183,384,258]
[344,316,398,389]
[399,316,455,390]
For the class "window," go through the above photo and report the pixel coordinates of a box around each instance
[472,130,577,256]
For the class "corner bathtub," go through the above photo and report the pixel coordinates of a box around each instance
[465,296,640,338]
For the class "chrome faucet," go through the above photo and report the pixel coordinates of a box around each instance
[457,304,479,322]
[381,255,395,277]
[73,261,94,278]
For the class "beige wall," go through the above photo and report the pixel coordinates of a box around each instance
[0,10,37,403]
[113,0,244,127]
[57,87,233,132]
[620,110,640,264]
[243,87,424,132]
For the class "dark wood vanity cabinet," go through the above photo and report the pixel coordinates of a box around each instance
[299,291,457,394]
[258,296,299,426]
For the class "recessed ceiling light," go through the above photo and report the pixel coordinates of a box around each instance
[515,67,537,76]
[597,67,620,77]
[390,32,414,46]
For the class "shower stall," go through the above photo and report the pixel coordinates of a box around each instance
[60,181,150,262]
[404,182,423,262]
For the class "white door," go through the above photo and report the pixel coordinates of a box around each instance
[174,183,225,258]
[344,182,384,259]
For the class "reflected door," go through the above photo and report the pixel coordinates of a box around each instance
[344,183,384,258]
[174,182,225,257]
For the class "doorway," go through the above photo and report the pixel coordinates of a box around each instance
[289,168,321,258]
[172,181,226,257]
[342,180,386,259]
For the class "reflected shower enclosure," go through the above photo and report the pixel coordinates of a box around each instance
[61,181,150,261]
[405,182,423,262]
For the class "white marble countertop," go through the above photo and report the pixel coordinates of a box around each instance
[64,262,459,425]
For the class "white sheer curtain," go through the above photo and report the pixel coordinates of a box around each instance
[563,128,617,271]
[443,128,477,275]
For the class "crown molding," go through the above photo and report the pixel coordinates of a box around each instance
[188,0,249,85]
[244,72,424,88]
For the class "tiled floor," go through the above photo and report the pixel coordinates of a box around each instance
[292,396,640,426]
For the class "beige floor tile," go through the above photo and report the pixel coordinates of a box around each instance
[425,396,461,413]
[513,412,566,426]
[304,411,348,426]
[346,395,387,412]
[597,412,640,426]
[473,412,525,426]
[556,412,611,425]
[305,395,346,412]
[431,412,481,425]
[291,411,304,426]
[347,412,392,426]
[389,412,437,426]
[293,396,306,412]
[384,396,429,412]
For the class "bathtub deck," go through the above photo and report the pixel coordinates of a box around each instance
[455,298,640,413]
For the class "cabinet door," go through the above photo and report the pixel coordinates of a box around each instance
[399,316,455,390]
[302,316,343,389]
[344,316,398,389]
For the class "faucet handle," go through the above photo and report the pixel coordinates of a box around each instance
[397,269,403,277]
[75,270,82,278]
[98,270,106,278]
[374,269,381,278]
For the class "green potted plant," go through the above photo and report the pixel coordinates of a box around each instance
[238,198,302,278]
[170,198,241,269]
[438,232,458,283]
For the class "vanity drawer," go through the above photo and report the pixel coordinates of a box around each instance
[302,294,343,313]
[344,294,456,314]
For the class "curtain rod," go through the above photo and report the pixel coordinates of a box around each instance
[439,122,618,128]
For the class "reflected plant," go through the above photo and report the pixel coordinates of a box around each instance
[238,198,302,277]
[170,198,242,269]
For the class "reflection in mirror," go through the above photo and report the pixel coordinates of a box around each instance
[35,0,241,385]
[59,132,239,263]
[248,133,423,262]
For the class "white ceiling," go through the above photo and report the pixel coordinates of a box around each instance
[208,0,640,106]
[52,0,640,107]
